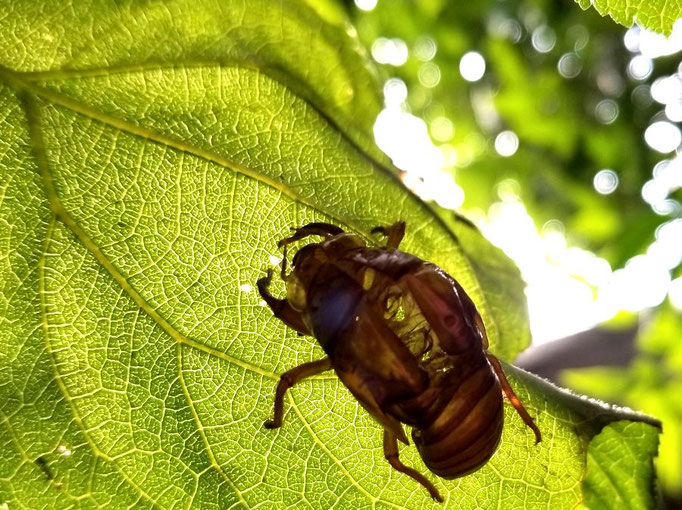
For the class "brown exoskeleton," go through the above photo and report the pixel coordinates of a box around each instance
[258,221,541,502]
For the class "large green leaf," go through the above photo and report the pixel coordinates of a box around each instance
[575,0,682,34]
[584,421,660,510]
[0,1,660,509]
[563,305,682,499]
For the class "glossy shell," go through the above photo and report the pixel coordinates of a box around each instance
[282,230,503,476]
[258,222,540,501]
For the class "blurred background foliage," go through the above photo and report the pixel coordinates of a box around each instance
[340,0,682,506]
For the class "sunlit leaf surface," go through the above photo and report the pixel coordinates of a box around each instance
[584,421,659,510]
[564,305,682,499]
[0,1,660,508]
[576,0,682,34]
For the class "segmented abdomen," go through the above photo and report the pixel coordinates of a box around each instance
[412,362,503,478]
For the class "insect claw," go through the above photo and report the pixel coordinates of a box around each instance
[258,268,273,286]
[371,221,406,249]
[263,420,279,429]
[533,420,542,445]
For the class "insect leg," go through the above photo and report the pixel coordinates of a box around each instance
[277,222,344,248]
[280,245,289,280]
[257,269,310,335]
[383,429,444,502]
[486,353,542,444]
[264,358,333,429]
[371,221,406,249]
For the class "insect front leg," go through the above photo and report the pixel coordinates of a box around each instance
[277,222,344,248]
[383,429,443,502]
[371,221,406,249]
[257,269,310,335]
[264,358,333,429]
[486,354,542,444]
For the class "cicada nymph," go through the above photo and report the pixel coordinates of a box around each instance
[257,221,541,502]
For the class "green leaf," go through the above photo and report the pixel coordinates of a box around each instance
[563,306,682,498]
[575,0,682,34]
[584,421,660,510]
[0,1,660,509]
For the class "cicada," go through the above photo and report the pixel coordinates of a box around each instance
[258,221,541,502]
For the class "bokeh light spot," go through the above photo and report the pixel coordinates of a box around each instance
[496,178,521,201]
[558,53,582,78]
[665,101,682,121]
[494,130,519,157]
[593,169,619,194]
[642,179,669,205]
[567,24,589,52]
[531,25,556,53]
[418,62,441,88]
[623,26,640,53]
[595,100,619,124]
[459,51,486,82]
[602,256,671,311]
[541,219,565,236]
[597,70,625,97]
[632,84,654,107]
[383,78,408,107]
[488,15,523,43]
[430,116,454,141]
[372,37,408,66]
[414,36,437,61]
[374,109,441,174]
[652,199,681,215]
[628,55,653,80]
[651,75,682,105]
[354,0,378,11]
[644,121,681,153]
